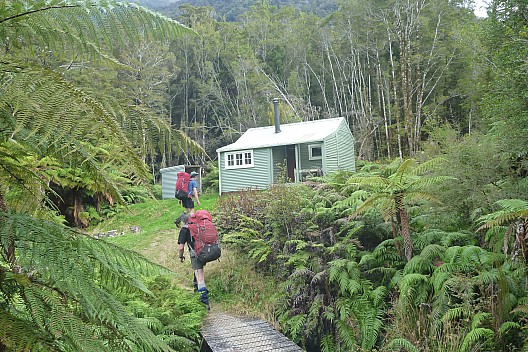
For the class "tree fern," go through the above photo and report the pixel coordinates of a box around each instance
[347,157,455,261]
[2,2,199,350]
[478,199,528,263]
[0,1,199,218]
[478,199,528,230]
[1,212,178,351]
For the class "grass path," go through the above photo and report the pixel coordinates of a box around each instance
[90,195,218,288]
[90,193,282,323]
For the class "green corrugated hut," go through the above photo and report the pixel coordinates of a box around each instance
[216,116,355,195]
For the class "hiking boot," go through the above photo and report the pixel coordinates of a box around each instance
[173,212,185,227]
[198,288,210,309]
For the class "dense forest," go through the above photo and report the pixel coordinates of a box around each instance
[1,0,528,351]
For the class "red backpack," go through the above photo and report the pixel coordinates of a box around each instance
[175,172,190,200]
[188,210,221,263]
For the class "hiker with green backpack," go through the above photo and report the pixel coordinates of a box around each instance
[177,210,221,309]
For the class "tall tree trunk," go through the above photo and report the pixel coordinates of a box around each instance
[0,187,15,267]
[396,195,413,261]
[376,50,391,159]
[387,28,404,161]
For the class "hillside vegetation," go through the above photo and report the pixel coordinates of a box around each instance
[137,0,337,21]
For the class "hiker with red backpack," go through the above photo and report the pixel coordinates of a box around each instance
[186,171,200,211]
[177,210,221,309]
[174,171,200,226]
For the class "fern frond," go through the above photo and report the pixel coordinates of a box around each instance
[347,175,390,189]
[443,306,471,323]
[248,239,272,263]
[385,337,419,352]
[1,211,173,351]
[403,255,433,275]
[410,157,447,175]
[285,314,306,341]
[137,316,164,334]
[335,319,359,350]
[1,60,149,201]
[311,270,328,287]
[1,1,193,60]
[419,244,446,262]
[473,268,499,287]
[369,286,387,307]
[160,334,195,351]
[460,328,494,352]
[471,312,492,329]
[222,228,262,244]
[393,158,416,179]
[0,310,52,352]
[477,199,528,230]
[498,321,520,335]
[441,231,478,247]
[408,176,457,192]
[320,334,336,352]
[398,273,430,307]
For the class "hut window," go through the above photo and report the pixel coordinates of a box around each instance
[225,150,254,169]
[309,144,323,160]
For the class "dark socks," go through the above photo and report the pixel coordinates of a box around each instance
[197,287,209,309]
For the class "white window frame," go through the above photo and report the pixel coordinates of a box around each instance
[308,144,323,160]
[225,150,254,169]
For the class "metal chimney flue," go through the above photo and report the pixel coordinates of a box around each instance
[273,98,281,133]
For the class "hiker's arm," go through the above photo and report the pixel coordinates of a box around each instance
[178,243,185,262]
[193,187,200,205]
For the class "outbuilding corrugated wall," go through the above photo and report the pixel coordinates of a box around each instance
[160,165,185,199]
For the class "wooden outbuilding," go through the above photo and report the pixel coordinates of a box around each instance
[160,165,202,199]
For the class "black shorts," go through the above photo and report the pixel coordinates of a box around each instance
[191,255,205,270]
[182,197,194,209]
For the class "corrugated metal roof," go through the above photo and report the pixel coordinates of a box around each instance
[217,117,345,152]
[160,165,185,174]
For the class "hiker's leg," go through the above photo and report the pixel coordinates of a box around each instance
[183,197,195,214]
[193,265,209,307]
[174,211,186,226]
[194,269,205,287]
[193,273,198,292]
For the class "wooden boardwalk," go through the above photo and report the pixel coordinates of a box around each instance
[201,312,303,352]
